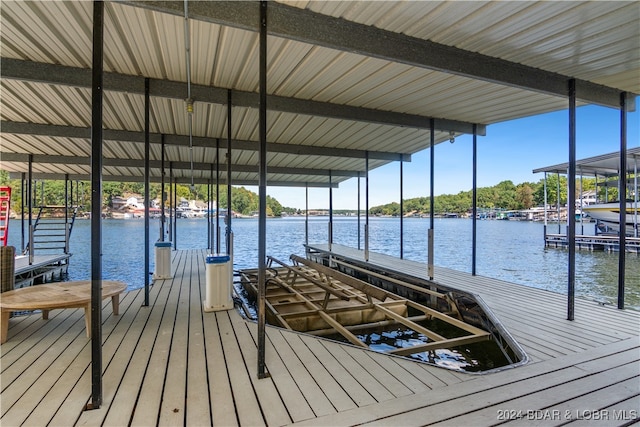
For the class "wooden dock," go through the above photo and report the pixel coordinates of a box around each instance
[1,247,638,426]
[545,233,640,253]
[13,253,71,288]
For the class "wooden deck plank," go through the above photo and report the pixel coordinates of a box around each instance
[130,251,188,427]
[298,334,378,407]
[101,270,178,426]
[44,292,143,426]
[228,308,293,426]
[72,286,150,426]
[340,343,414,398]
[247,326,318,423]
[185,253,213,426]
[202,311,239,426]
[216,311,266,426]
[314,338,397,403]
[267,329,337,417]
[280,329,358,413]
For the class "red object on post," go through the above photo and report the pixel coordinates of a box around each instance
[0,187,11,246]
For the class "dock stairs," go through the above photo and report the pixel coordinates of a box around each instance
[24,205,78,255]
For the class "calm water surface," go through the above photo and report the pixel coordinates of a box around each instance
[8,217,639,309]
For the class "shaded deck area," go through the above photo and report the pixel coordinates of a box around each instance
[1,248,638,426]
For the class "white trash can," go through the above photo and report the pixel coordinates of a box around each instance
[153,241,173,279]
[203,253,233,312]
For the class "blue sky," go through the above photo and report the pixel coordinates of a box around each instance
[260,99,640,210]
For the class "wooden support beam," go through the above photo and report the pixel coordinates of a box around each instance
[388,333,491,357]
[374,304,446,342]
[290,255,389,301]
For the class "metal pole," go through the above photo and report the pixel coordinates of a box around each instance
[65,174,69,254]
[544,172,548,241]
[618,92,627,309]
[144,77,150,307]
[210,163,214,250]
[207,178,211,250]
[634,156,638,238]
[357,172,361,250]
[216,138,221,253]
[227,90,232,254]
[472,124,477,276]
[28,156,32,264]
[169,162,173,243]
[89,0,104,409]
[173,177,177,250]
[579,172,584,235]
[557,172,561,234]
[365,151,369,261]
[567,79,576,321]
[400,159,403,259]
[305,183,309,246]
[329,170,333,250]
[160,134,165,241]
[257,0,268,379]
[428,119,435,280]
[21,173,25,253]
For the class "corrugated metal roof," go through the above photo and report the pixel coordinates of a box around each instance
[533,147,640,177]
[1,0,638,186]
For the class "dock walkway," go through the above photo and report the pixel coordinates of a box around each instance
[1,248,638,426]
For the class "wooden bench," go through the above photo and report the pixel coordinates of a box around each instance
[0,280,127,344]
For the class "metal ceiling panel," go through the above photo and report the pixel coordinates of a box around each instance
[282,1,639,94]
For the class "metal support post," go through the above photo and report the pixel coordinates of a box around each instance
[144,77,150,307]
[618,92,627,309]
[305,183,309,246]
[216,138,221,253]
[365,152,369,261]
[89,0,104,409]
[257,0,268,380]
[357,172,361,250]
[329,170,333,251]
[472,124,477,276]
[428,119,435,280]
[567,79,576,321]
[400,159,404,259]
[226,90,233,254]
[160,134,166,241]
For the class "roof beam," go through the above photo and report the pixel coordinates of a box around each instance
[0,152,360,177]
[125,1,635,109]
[6,171,337,188]
[0,57,482,135]
[0,120,409,161]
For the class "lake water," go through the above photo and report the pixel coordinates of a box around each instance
[8,217,639,310]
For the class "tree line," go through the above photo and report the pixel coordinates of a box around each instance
[0,172,285,217]
[370,176,620,216]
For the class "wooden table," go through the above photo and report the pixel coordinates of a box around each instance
[0,280,127,344]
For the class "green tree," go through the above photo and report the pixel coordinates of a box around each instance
[515,183,535,209]
[533,174,567,206]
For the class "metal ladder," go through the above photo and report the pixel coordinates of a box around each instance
[0,187,11,246]
[24,205,78,255]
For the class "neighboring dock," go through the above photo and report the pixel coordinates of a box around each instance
[545,233,640,253]
[13,253,71,288]
[1,248,638,426]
